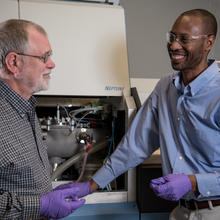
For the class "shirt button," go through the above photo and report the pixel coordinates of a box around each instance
[177,117,180,121]
[207,191,210,195]
[179,156,183,160]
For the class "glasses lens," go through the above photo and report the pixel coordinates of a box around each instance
[43,51,52,63]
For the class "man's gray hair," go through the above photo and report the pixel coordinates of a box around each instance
[0,19,47,71]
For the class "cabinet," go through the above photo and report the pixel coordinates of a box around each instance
[136,155,178,213]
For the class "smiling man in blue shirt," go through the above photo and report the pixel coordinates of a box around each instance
[58,9,220,220]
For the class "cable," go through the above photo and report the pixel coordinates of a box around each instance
[106,116,115,159]
[76,152,88,182]
[76,142,93,182]
[51,139,110,181]
[75,111,93,128]
[60,105,69,118]
[102,117,115,191]
[69,106,103,120]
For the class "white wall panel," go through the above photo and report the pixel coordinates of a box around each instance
[20,0,130,96]
[0,0,18,22]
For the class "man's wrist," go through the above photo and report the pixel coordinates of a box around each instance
[188,175,197,191]
[89,179,99,192]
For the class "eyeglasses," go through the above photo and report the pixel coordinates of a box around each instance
[17,50,52,63]
[166,32,212,45]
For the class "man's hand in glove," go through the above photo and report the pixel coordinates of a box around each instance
[40,188,85,219]
[54,181,92,198]
[149,174,192,201]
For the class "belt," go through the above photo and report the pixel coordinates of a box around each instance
[180,199,220,210]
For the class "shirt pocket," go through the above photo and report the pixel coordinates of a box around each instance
[187,127,220,167]
[0,162,36,194]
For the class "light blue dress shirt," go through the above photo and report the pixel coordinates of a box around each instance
[92,60,220,201]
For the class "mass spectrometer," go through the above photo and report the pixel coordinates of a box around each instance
[14,0,137,203]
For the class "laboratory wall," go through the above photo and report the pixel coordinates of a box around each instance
[120,0,220,78]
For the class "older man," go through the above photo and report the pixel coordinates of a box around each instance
[0,19,85,220]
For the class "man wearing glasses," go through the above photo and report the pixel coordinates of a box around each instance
[58,8,220,220]
[0,19,85,219]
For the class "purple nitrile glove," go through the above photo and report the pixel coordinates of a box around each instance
[54,181,92,198]
[40,188,85,219]
[149,174,192,201]
[150,176,167,185]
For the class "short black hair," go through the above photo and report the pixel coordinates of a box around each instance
[180,9,217,36]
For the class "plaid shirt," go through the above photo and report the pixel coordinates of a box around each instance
[0,80,52,220]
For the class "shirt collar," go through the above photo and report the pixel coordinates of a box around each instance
[172,59,219,96]
[0,80,37,115]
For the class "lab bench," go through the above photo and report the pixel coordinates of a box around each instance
[59,202,169,220]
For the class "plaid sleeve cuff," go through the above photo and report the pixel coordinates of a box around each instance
[21,194,40,219]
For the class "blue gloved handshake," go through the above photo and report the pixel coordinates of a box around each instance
[40,182,91,219]
[149,174,192,201]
